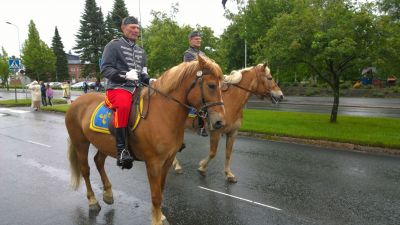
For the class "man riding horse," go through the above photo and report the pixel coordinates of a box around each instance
[183,31,209,137]
[101,16,150,169]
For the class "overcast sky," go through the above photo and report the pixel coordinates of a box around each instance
[0,0,237,57]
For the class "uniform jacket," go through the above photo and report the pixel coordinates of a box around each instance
[101,36,149,92]
[183,46,206,62]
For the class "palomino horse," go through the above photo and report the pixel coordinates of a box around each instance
[65,55,225,225]
[173,63,283,183]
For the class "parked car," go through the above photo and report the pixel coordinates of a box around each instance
[71,81,85,88]
[49,82,62,88]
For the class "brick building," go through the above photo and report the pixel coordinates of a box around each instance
[67,53,84,82]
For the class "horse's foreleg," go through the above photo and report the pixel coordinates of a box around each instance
[147,161,167,225]
[94,151,114,205]
[172,157,183,174]
[224,130,238,183]
[198,131,221,176]
[75,142,101,211]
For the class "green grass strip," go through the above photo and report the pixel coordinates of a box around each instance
[0,98,67,107]
[242,109,400,149]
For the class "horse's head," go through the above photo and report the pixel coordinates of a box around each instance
[185,55,226,130]
[253,63,284,104]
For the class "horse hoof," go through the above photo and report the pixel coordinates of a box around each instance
[103,195,114,205]
[89,202,101,211]
[227,176,238,183]
[197,169,206,177]
[175,168,183,174]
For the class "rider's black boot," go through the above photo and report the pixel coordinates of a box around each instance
[116,127,134,169]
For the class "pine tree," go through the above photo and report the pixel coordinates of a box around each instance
[51,27,69,82]
[22,20,56,81]
[74,0,106,78]
[105,13,118,42]
[111,0,129,32]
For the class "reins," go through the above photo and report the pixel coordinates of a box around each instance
[139,70,224,119]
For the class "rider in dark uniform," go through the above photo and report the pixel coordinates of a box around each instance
[101,16,150,169]
[183,31,208,137]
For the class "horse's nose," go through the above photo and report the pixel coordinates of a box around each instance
[279,95,284,100]
[213,120,225,130]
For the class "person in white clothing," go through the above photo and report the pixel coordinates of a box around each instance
[28,81,41,111]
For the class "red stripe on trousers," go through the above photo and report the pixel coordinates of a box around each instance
[105,89,133,128]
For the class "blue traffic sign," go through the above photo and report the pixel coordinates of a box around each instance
[8,58,21,70]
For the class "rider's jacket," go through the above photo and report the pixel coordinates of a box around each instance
[101,36,149,91]
[183,46,206,62]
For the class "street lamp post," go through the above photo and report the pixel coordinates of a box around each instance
[6,22,21,59]
[6,21,23,101]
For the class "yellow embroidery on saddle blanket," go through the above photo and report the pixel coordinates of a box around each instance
[89,98,143,134]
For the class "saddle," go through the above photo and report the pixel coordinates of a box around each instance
[89,97,143,135]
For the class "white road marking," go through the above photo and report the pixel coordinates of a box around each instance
[27,140,51,148]
[0,113,6,117]
[0,108,30,114]
[198,186,281,211]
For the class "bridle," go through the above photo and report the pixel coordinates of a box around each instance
[140,69,224,120]
[229,68,274,98]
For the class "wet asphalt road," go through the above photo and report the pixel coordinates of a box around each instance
[1,108,400,225]
[247,96,400,118]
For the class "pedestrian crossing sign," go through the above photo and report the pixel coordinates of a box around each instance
[8,58,21,70]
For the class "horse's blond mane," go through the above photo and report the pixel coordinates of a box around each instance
[154,58,223,94]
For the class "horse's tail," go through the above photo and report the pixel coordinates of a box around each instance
[67,137,81,190]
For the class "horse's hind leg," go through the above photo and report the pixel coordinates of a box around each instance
[172,157,183,174]
[198,131,221,176]
[224,130,238,183]
[94,151,114,205]
[75,142,101,211]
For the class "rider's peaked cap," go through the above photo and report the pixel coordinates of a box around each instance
[122,16,139,25]
[188,31,201,39]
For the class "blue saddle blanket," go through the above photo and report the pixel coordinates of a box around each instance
[90,103,112,134]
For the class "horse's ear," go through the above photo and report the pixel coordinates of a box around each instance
[262,61,269,69]
[198,55,207,68]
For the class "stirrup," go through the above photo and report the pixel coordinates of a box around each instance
[117,149,134,169]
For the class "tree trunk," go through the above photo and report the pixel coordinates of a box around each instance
[330,74,340,123]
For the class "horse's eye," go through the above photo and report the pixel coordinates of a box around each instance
[267,77,273,80]
[208,84,216,89]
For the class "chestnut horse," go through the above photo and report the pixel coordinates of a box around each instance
[173,63,283,183]
[65,55,225,225]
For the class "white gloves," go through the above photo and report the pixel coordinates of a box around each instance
[125,69,138,81]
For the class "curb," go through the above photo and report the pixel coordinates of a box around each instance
[238,131,400,157]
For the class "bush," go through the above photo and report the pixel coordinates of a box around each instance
[305,88,320,96]
[372,91,385,98]
[339,81,352,89]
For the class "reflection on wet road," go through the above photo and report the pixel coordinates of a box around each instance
[0,108,399,225]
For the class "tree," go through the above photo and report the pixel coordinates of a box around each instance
[22,20,56,81]
[104,13,118,42]
[143,11,192,75]
[378,0,400,20]
[111,0,129,32]
[51,27,69,81]
[219,0,295,72]
[0,48,10,90]
[262,0,376,122]
[74,0,106,79]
